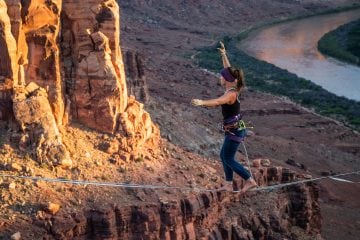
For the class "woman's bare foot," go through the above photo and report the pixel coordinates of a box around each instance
[240,178,258,194]
[218,181,233,191]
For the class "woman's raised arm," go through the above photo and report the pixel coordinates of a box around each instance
[218,41,231,68]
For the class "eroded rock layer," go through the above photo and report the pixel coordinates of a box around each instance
[34,167,322,239]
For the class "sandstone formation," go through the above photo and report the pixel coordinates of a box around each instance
[12,83,72,167]
[0,0,159,166]
[61,0,126,132]
[0,1,16,121]
[124,50,150,103]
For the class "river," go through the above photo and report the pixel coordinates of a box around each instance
[238,9,360,101]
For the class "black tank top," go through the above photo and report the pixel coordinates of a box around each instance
[221,90,240,120]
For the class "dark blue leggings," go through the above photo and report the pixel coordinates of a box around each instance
[220,134,251,181]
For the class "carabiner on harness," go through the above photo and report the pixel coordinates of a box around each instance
[237,120,254,131]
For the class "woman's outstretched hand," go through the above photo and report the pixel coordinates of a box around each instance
[191,99,203,106]
[218,41,226,55]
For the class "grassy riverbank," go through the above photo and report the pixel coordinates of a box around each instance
[318,19,360,66]
[196,36,360,131]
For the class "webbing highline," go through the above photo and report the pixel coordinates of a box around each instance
[0,171,358,193]
[245,170,360,192]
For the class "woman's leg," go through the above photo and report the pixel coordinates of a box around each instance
[220,140,233,182]
[222,137,251,180]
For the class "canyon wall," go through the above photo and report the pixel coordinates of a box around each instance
[33,167,322,239]
[0,0,159,166]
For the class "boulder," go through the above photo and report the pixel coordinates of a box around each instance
[12,84,72,167]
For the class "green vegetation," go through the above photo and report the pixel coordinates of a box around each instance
[348,21,360,58]
[318,19,360,66]
[196,36,360,130]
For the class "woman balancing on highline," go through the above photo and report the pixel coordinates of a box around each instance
[191,42,257,193]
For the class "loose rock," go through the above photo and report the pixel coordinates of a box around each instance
[11,232,21,240]
[46,202,61,215]
[10,163,23,172]
[9,182,16,189]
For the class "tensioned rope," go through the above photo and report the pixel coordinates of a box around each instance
[242,171,360,192]
[0,170,358,193]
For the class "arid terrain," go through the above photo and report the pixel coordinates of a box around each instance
[119,0,360,239]
[0,0,359,239]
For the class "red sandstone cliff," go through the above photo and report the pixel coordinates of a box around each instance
[0,0,159,167]
[46,168,322,239]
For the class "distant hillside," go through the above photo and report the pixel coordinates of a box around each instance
[120,0,360,36]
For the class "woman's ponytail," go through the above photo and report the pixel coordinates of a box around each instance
[229,67,245,92]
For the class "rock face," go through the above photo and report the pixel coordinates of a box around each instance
[0,77,13,121]
[61,0,127,133]
[12,83,72,167]
[36,167,322,239]
[0,0,159,165]
[124,50,149,103]
[0,1,16,121]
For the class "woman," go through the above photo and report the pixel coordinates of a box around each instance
[191,42,257,193]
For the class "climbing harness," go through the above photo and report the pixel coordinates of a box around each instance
[0,171,358,193]
[222,118,254,133]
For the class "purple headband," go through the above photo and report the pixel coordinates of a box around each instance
[220,68,236,82]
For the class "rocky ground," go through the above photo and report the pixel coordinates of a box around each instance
[0,122,323,239]
[0,123,221,238]
[1,0,360,239]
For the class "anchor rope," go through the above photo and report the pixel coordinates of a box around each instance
[0,170,358,193]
